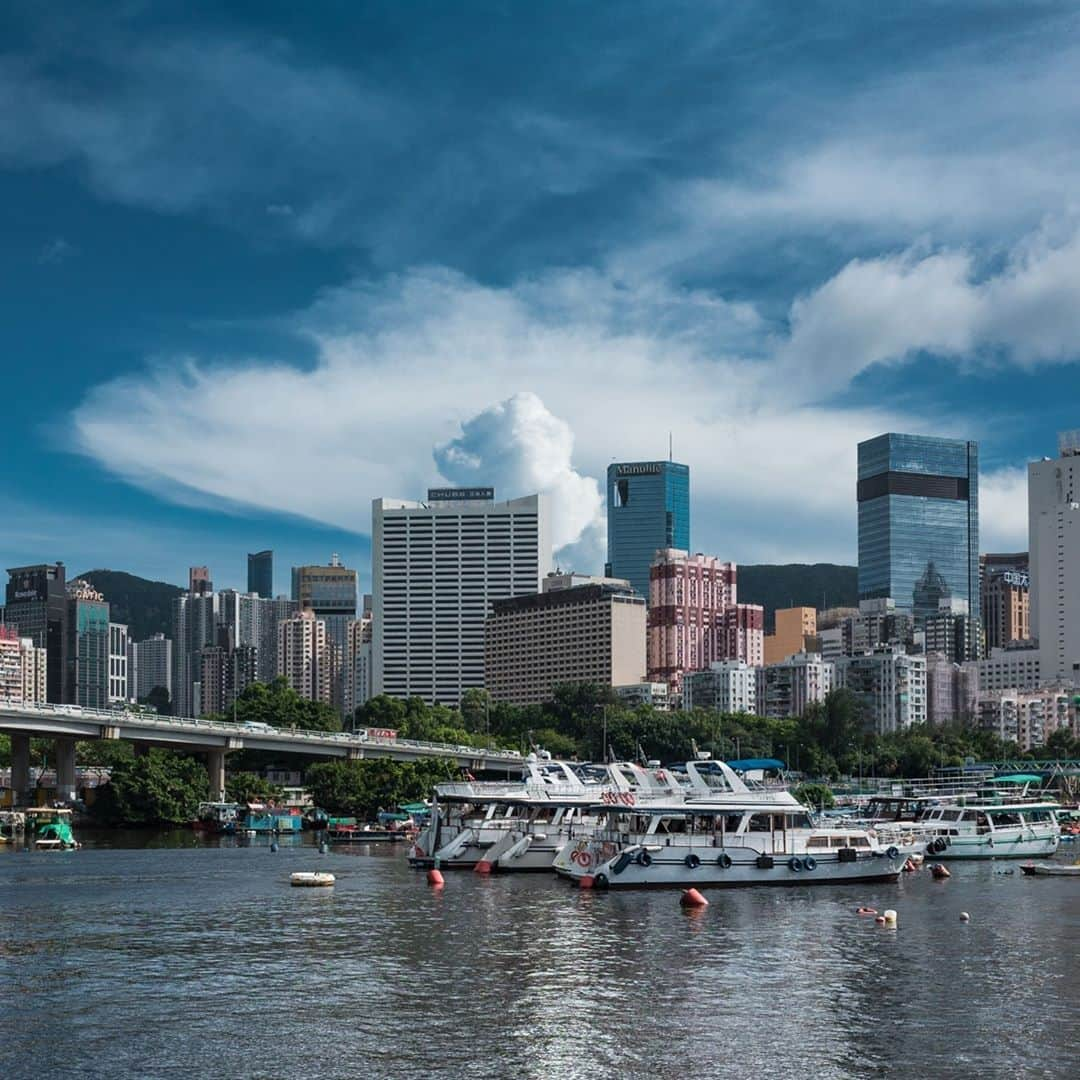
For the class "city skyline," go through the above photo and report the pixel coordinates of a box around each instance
[5,5,1079,583]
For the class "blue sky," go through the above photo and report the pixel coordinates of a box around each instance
[3,1,1079,593]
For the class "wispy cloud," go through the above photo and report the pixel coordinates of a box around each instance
[37,236,75,264]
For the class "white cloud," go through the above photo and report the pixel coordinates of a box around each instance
[434,392,604,560]
[70,263,915,570]
[980,468,1029,553]
[773,228,1080,402]
[72,222,1076,569]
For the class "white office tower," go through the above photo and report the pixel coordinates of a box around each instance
[108,622,129,704]
[1029,432,1080,686]
[373,488,552,705]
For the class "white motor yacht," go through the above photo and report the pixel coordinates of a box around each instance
[409,757,686,872]
[552,760,908,889]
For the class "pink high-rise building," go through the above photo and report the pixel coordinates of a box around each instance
[647,549,764,694]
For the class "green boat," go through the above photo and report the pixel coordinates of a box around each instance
[25,807,80,850]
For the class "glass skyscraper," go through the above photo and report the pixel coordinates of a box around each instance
[605,461,690,600]
[857,433,979,618]
[247,550,273,599]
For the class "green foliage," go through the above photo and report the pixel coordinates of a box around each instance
[91,749,209,826]
[77,739,136,768]
[208,677,341,732]
[304,759,455,818]
[141,685,171,716]
[793,782,836,810]
[74,569,183,640]
[226,772,284,804]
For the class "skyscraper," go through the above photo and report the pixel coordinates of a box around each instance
[247,550,273,599]
[292,555,357,713]
[605,460,690,600]
[372,488,551,705]
[4,562,68,703]
[66,578,110,708]
[1029,431,1080,685]
[857,433,979,618]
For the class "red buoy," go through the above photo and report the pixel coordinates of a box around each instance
[427,869,445,886]
[931,863,951,880]
[680,888,708,908]
[473,860,493,875]
[579,875,595,889]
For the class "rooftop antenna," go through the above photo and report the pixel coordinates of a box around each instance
[669,431,673,462]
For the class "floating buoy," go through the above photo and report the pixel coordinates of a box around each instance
[680,888,708,908]
[579,874,595,890]
[270,841,279,853]
[290,872,334,888]
[856,907,878,916]
[960,911,970,922]
[882,909,897,927]
[875,915,886,925]
[473,860,492,875]
[427,868,445,887]
[931,863,951,880]
[902,858,917,873]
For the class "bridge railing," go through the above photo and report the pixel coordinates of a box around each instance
[0,700,521,761]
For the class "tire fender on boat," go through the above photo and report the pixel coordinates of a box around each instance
[886,846,899,860]
[788,856,803,872]
[716,852,732,869]
[684,853,701,870]
[803,856,817,871]
[637,850,652,867]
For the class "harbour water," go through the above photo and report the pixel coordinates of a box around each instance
[2,833,1078,1079]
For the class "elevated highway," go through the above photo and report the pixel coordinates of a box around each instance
[0,701,522,802]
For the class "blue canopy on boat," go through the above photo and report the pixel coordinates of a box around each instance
[726,758,785,772]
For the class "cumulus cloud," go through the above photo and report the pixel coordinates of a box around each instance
[980,468,1029,553]
[434,392,604,559]
[72,262,911,566]
[774,229,1080,402]
[70,229,1074,568]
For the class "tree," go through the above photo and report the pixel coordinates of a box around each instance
[226,772,284,804]
[793,782,835,810]
[304,759,454,818]
[91,749,209,826]
[211,678,341,732]
[141,685,171,716]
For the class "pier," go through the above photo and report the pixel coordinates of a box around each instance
[0,702,522,803]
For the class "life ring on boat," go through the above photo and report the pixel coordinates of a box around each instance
[886,846,899,860]
[788,856,804,872]
[684,853,701,870]
[716,852,732,869]
[803,856,817,871]
[637,850,652,867]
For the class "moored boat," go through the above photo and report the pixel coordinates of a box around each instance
[24,807,80,850]
[552,760,908,889]
[1020,861,1080,876]
[191,801,241,835]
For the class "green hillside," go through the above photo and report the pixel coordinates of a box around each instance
[737,564,858,630]
[75,569,183,641]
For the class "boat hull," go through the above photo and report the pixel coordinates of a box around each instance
[556,857,903,889]
[925,834,1059,860]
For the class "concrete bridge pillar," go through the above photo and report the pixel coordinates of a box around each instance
[11,734,31,804]
[54,737,77,803]
[206,749,226,801]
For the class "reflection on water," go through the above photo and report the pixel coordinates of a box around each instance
[1,835,1078,1079]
